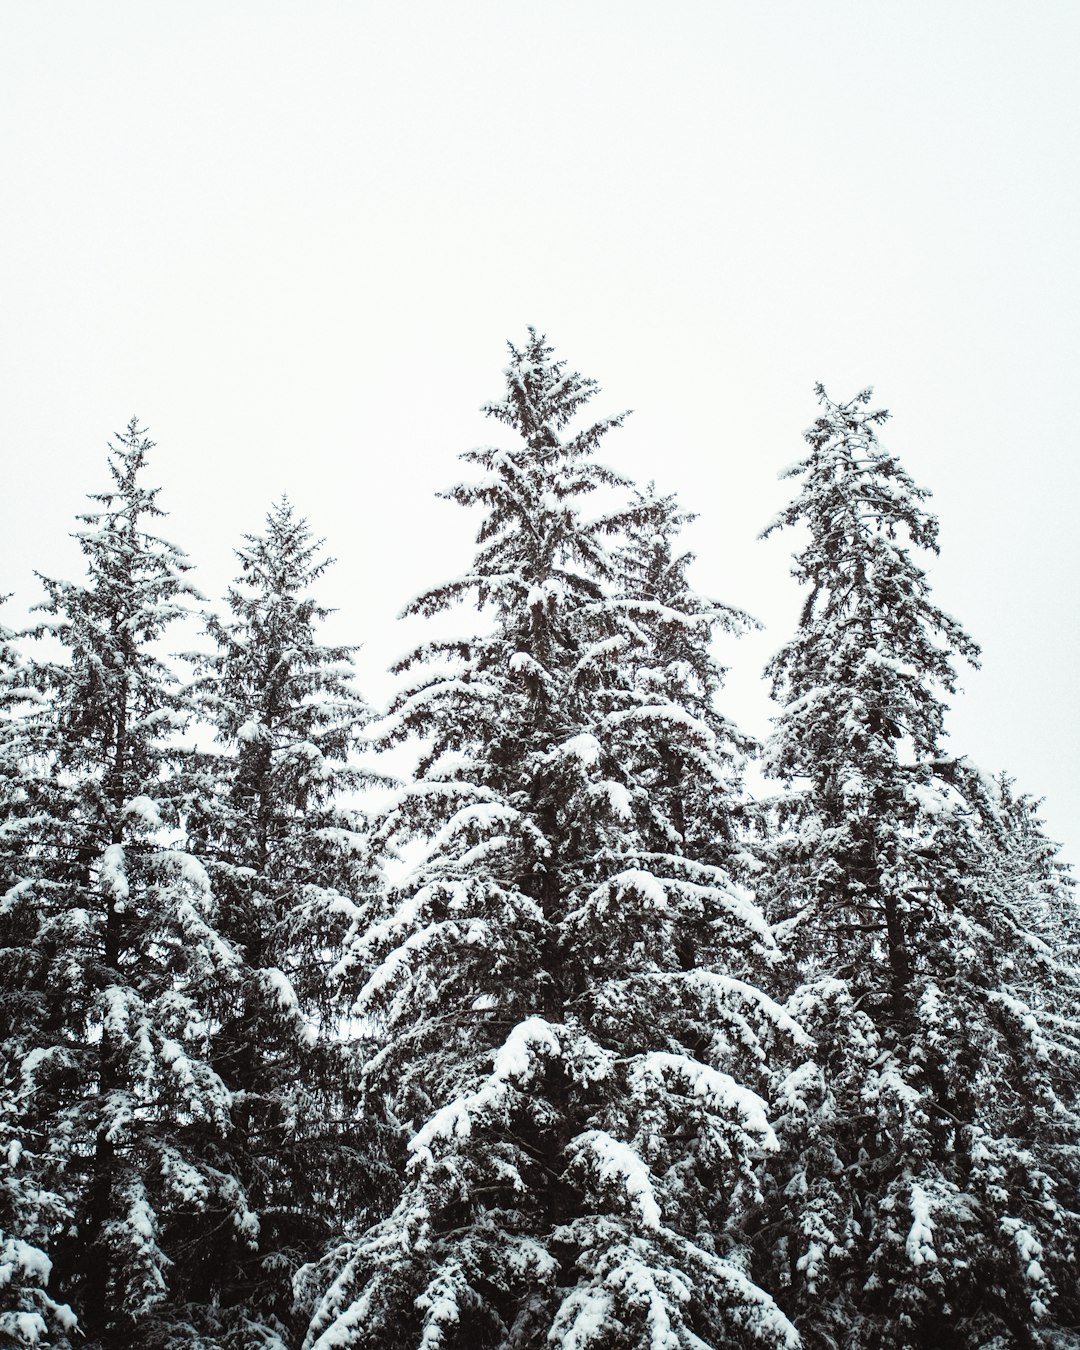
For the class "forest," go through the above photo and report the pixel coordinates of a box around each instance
[1,330,1077,1350]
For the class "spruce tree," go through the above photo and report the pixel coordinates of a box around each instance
[0,422,249,1349]
[302,333,801,1350]
[611,484,757,881]
[990,776,1077,942]
[756,386,1080,1348]
[0,617,79,1347]
[183,499,378,1345]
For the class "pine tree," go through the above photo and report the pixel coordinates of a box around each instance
[611,484,757,880]
[182,499,379,1345]
[301,332,802,1350]
[0,422,250,1349]
[756,386,1080,1348]
[0,616,79,1347]
[990,776,1077,940]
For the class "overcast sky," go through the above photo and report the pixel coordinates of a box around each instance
[1,1,1077,861]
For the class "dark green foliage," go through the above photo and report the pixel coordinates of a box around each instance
[0,423,247,1349]
[303,333,801,1350]
[0,616,79,1347]
[756,387,1080,1349]
[181,499,380,1346]
[1,362,1076,1350]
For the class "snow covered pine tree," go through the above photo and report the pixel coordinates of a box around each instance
[0,617,78,1346]
[183,499,379,1346]
[0,422,250,1348]
[756,387,1080,1348]
[301,332,804,1349]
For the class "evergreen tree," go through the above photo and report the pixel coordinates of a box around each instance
[756,386,1080,1349]
[612,484,757,880]
[0,422,249,1349]
[182,499,379,1345]
[0,616,78,1347]
[302,332,802,1350]
[990,776,1077,940]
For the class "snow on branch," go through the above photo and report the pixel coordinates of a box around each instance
[408,1017,563,1170]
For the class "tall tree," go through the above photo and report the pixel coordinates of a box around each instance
[0,616,79,1347]
[756,386,1080,1349]
[0,422,248,1349]
[302,332,802,1350]
[183,499,379,1346]
[611,484,757,881]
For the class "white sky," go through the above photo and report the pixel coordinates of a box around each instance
[2,2,1077,862]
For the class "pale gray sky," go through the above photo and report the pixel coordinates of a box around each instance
[2,1,1077,860]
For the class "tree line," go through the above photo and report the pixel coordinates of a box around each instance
[2,331,1077,1350]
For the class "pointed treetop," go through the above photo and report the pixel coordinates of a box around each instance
[232,498,334,598]
[481,326,603,439]
[763,385,979,747]
[766,383,939,556]
[79,418,167,528]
